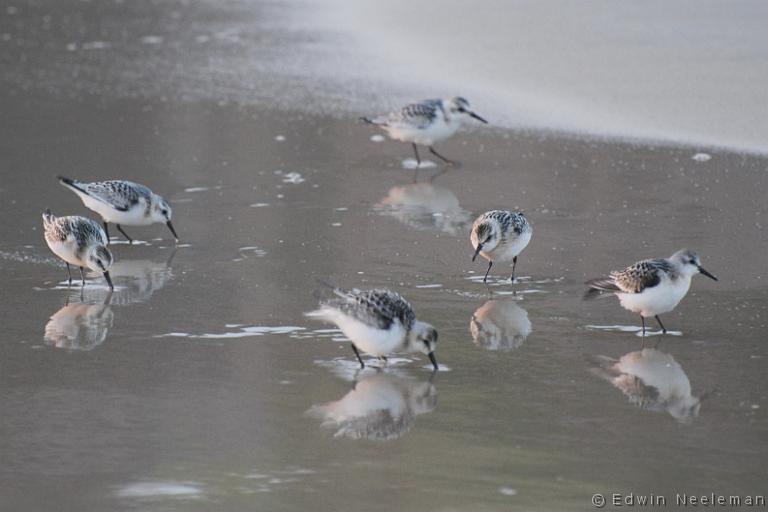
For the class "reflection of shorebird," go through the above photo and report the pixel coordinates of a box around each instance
[361,97,487,166]
[377,182,471,235]
[470,210,532,283]
[42,209,114,290]
[44,293,114,351]
[104,251,176,305]
[58,176,178,244]
[585,249,717,335]
[307,371,437,440]
[71,251,175,306]
[470,300,531,350]
[590,348,706,423]
[305,286,438,370]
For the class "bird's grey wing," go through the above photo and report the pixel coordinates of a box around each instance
[611,259,670,293]
[330,289,415,330]
[71,217,108,247]
[510,212,530,235]
[82,181,145,211]
[387,100,442,129]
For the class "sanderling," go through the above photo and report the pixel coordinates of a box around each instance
[470,210,532,283]
[58,176,178,244]
[305,286,439,370]
[361,97,487,166]
[590,348,707,423]
[585,249,717,335]
[42,209,114,290]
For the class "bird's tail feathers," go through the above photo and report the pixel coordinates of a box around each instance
[359,116,387,126]
[313,278,353,302]
[584,277,620,300]
[57,175,87,194]
[304,306,339,323]
[42,208,55,226]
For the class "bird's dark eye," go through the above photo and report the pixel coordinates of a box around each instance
[162,210,168,215]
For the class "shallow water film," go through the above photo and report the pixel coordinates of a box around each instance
[1,1,767,511]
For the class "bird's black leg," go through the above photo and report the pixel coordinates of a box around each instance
[351,344,365,369]
[79,266,86,287]
[66,263,72,286]
[412,143,421,166]
[655,315,667,334]
[116,224,134,244]
[641,316,646,337]
[483,260,493,283]
[103,222,110,244]
[429,146,456,166]
[510,256,518,282]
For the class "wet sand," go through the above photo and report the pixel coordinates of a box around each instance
[0,91,766,511]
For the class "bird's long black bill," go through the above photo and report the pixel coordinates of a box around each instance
[698,266,718,281]
[472,244,483,262]
[470,112,488,124]
[103,271,114,290]
[428,351,439,371]
[166,221,179,242]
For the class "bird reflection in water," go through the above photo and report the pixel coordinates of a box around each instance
[590,348,708,423]
[470,299,531,350]
[45,250,176,350]
[79,250,176,305]
[44,291,114,351]
[307,371,437,441]
[377,182,471,236]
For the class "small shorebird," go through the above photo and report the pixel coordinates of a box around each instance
[361,96,488,166]
[470,210,532,283]
[585,249,717,335]
[305,286,439,370]
[58,176,178,244]
[42,209,114,290]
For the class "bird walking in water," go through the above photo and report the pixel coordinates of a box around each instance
[361,97,488,166]
[58,176,178,244]
[470,210,532,283]
[305,286,439,370]
[584,249,718,335]
[42,209,114,290]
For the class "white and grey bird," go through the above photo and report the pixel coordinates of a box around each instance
[361,97,488,166]
[585,249,718,335]
[58,176,178,244]
[470,210,532,283]
[305,286,439,370]
[42,209,114,290]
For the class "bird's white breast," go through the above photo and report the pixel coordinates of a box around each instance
[482,229,532,263]
[617,275,692,317]
[46,237,87,267]
[386,116,459,146]
[333,314,407,357]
